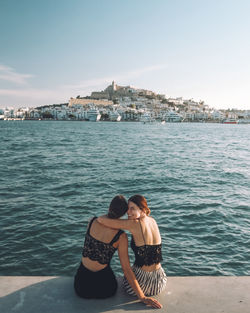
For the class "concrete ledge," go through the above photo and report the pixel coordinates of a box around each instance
[0,276,249,313]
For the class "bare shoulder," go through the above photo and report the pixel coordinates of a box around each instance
[145,216,161,242]
[148,215,156,222]
[148,216,159,226]
[129,218,145,233]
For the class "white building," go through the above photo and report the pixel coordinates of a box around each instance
[167,97,184,105]
[211,110,225,121]
[29,110,41,119]
[3,108,14,118]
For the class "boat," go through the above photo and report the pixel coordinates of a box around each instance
[109,110,121,121]
[238,118,250,124]
[164,110,183,122]
[222,118,238,124]
[87,108,101,122]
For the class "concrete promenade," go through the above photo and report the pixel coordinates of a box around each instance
[0,276,249,313]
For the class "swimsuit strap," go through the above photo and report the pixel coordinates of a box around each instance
[139,219,146,245]
[87,217,97,235]
[109,230,124,245]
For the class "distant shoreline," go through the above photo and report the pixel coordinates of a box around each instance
[1,118,249,124]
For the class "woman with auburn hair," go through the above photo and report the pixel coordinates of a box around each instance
[74,195,162,309]
[98,194,167,297]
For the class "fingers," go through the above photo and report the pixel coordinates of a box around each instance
[144,297,163,309]
[152,299,162,309]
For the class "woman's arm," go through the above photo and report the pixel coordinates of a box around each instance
[117,233,162,309]
[97,215,137,232]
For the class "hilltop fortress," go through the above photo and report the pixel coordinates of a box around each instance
[90,81,158,100]
[68,81,164,107]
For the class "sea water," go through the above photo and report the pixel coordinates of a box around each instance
[0,121,249,276]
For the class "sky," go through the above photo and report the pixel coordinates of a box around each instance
[1,0,250,110]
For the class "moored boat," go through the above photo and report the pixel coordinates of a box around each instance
[238,118,250,124]
[87,108,101,122]
[109,110,121,121]
[222,118,238,124]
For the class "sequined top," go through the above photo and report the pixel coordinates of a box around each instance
[82,217,124,265]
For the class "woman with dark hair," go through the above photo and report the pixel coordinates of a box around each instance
[98,194,167,297]
[74,195,162,309]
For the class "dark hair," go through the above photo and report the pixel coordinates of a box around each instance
[107,195,128,219]
[128,194,151,216]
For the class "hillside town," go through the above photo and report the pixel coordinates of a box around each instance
[1,81,250,123]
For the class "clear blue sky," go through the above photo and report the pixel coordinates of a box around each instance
[1,0,250,109]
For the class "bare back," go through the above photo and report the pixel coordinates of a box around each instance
[81,218,121,271]
[89,219,120,243]
[130,216,162,271]
[131,216,161,246]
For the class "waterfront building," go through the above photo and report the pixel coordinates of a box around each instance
[121,108,138,121]
[139,111,155,123]
[211,110,225,121]
[56,110,68,120]
[183,111,195,121]
[3,108,14,119]
[157,109,169,120]
[15,107,29,119]
[29,109,41,119]
[195,111,210,121]
[164,110,183,122]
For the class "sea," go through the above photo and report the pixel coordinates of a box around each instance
[0,121,249,276]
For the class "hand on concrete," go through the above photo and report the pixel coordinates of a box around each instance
[141,296,163,309]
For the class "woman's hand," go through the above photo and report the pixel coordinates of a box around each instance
[140,296,163,309]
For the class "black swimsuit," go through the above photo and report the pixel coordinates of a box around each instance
[74,217,124,299]
[123,219,167,296]
[131,237,163,267]
[82,217,123,264]
[131,219,163,267]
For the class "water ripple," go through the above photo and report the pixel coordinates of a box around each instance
[0,121,249,276]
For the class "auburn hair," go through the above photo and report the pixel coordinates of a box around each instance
[128,194,151,216]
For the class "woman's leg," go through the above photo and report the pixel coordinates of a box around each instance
[123,265,167,296]
[94,265,118,299]
[74,263,118,299]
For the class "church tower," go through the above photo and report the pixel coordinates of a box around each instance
[112,81,117,91]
